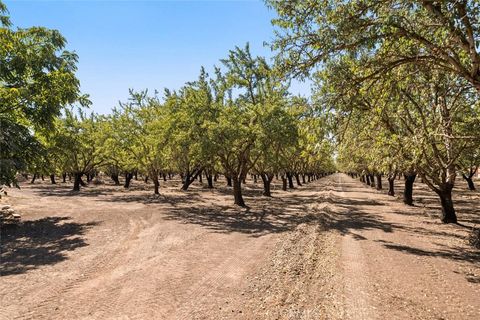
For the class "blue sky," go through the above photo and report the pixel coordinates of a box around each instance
[5,0,311,114]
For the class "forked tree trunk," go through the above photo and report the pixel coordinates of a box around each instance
[232,177,245,207]
[462,174,476,191]
[260,173,273,197]
[50,174,56,184]
[403,174,416,206]
[376,174,382,190]
[387,173,396,196]
[436,183,457,223]
[182,169,202,191]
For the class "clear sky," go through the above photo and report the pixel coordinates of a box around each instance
[4,0,311,114]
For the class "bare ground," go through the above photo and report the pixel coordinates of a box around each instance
[1,174,479,319]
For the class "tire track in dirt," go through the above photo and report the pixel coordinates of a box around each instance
[15,217,143,320]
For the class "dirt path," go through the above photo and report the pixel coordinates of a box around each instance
[225,174,479,319]
[1,174,479,319]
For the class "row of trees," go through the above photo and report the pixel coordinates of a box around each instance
[267,0,480,223]
[23,45,335,207]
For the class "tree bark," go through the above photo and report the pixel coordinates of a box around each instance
[369,174,375,188]
[111,173,120,185]
[206,173,214,189]
[462,174,476,191]
[182,169,202,191]
[232,177,246,207]
[73,172,82,191]
[287,172,295,189]
[50,174,56,184]
[436,183,457,223]
[375,174,382,190]
[387,173,396,196]
[295,174,302,186]
[152,175,160,195]
[124,172,133,188]
[260,173,273,197]
[403,174,416,206]
[281,176,287,191]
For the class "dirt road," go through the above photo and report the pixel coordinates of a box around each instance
[1,174,479,319]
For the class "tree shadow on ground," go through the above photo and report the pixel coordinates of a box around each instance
[375,240,480,264]
[1,217,99,276]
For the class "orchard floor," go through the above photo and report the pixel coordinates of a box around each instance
[1,173,479,319]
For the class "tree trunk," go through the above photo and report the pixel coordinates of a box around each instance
[163,173,167,182]
[73,172,82,191]
[375,174,382,190]
[365,174,370,185]
[295,174,302,186]
[214,174,218,182]
[403,174,416,206]
[30,173,37,184]
[50,174,56,184]
[124,172,133,188]
[282,176,287,191]
[182,169,202,191]
[206,173,214,189]
[462,174,476,191]
[62,173,67,183]
[302,174,306,184]
[226,176,232,187]
[232,177,246,207]
[369,174,375,188]
[260,173,272,197]
[387,174,396,196]
[253,174,257,183]
[436,183,457,223]
[41,175,44,181]
[152,175,160,195]
[287,172,294,189]
[144,175,149,183]
[111,173,120,185]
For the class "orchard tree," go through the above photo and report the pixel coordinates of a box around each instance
[267,0,480,90]
[0,2,89,186]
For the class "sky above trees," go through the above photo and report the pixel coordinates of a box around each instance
[4,0,310,114]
